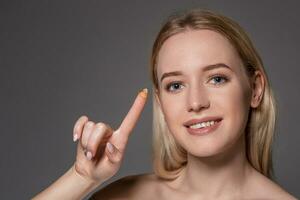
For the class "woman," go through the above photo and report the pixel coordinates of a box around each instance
[33,9,297,199]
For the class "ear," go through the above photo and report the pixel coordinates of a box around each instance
[250,70,265,108]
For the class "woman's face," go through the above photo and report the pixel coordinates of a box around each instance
[156,29,254,157]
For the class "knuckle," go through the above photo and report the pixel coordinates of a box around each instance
[114,153,122,163]
[80,115,88,121]
[75,116,87,127]
[78,115,88,122]
[81,115,88,119]
[95,122,107,132]
[85,121,95,128]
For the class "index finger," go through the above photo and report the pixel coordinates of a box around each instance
[118,88,148,137]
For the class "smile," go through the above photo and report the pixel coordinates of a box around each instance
[185,119,222,136]
[188,120,218,129]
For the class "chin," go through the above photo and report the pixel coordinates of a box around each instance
[173,127,241,159]
[184,132,245,159]
[169,118,245,158]
[174,125,223,154]
[185,142,226,158]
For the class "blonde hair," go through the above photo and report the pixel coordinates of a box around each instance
[150,9,277,180]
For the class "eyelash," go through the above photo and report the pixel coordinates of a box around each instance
[165,82,184,92]
[209,74,229,85]
[165,75,229,92]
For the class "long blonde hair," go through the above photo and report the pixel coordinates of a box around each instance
[150,9,277,180]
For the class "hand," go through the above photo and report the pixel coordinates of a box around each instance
[72,88,148,184]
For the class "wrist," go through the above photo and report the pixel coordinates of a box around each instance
[70,165,102,189]
[32,165,103,200]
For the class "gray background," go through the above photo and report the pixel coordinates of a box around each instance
[1,0,299,199]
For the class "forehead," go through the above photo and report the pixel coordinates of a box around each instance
[156,29,243,76]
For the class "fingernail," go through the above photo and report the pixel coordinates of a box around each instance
[139,88,148,99]
[86,151,92,160]
[107,142,114,153]
[73,134,78,142]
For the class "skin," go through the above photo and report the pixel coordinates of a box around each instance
[33,29,297,200]
[92,30,296,199]
[32,90,148,200]
[154,29,256,198]
[72,89,148,185]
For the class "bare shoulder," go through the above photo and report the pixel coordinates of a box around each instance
[90,173,162,200]
[246,170,297,200]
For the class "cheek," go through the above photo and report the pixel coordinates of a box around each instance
[160,94,185,128]
[217,83,251,135]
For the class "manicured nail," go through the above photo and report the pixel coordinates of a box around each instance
[73,134,78,142]
[107,142,114,153]
[86,151,92,160]
[139,88,148,99]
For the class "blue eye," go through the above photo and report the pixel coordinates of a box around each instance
[166,82,184,92]
[210,75,228,85]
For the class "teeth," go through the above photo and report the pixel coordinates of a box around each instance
[189,120,216,129]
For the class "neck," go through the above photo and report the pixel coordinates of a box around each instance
[174,134,254,198]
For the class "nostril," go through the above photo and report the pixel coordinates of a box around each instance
[188,101,210,112]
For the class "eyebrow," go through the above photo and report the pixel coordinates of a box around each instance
[160,63,232,82]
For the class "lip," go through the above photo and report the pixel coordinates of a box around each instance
[183,116,223,136]
[183,116,223,127]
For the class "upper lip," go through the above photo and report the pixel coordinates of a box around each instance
[183,116,223,127]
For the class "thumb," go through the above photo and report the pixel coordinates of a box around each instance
[105,142,122,164]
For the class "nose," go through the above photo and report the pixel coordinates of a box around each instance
[187,85,210,113]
